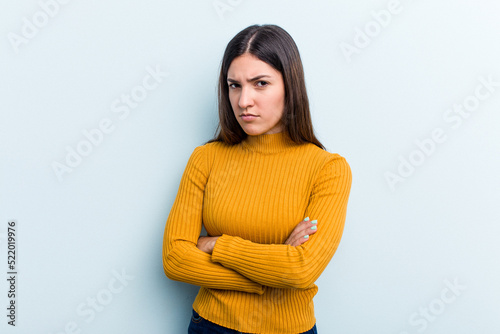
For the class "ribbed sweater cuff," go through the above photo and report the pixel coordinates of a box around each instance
[212,234,239,267]
[212,235,265,294]
[212,234,249,269]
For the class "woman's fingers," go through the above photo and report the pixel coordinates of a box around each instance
[292,221,317,246]
[197,236,220,254]
[284,217,318,246]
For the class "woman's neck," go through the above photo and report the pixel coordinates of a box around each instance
[241,131,298,154]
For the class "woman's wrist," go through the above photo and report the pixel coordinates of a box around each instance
[197,236,220,254]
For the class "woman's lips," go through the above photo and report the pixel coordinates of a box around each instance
[241,114,258,121]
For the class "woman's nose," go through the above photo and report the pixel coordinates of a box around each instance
[238,86,254,109]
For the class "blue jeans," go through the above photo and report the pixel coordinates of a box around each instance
[188,309,318,334]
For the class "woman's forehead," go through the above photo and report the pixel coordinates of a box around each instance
[227,54,280,79]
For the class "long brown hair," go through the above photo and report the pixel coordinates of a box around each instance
[208,24,324,149]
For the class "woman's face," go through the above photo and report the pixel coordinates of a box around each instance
[227,53,285,136]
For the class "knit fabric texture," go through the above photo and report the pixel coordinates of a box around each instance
[163,131,352,334]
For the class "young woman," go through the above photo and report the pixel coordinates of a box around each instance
[163,24,352,334]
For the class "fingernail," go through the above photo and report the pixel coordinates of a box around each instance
[311,220,317,224]
[310,226,317,230]
[304,217,310,221]
[304,235,309,239]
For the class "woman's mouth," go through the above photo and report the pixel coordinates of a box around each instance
[240,114,258,121]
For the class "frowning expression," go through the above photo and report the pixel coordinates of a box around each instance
[227,53,285,136]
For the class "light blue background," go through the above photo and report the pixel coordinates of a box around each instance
[1,0,500,333]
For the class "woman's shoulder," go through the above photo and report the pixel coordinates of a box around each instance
[299,144,352,202]
[191,140,229,159]
[186,140,231,170]
[300,142,348,164]
[298,143,351,182]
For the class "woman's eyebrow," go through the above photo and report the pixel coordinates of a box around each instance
[227,74,272,83]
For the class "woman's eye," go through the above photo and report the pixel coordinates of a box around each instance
[228,83,239,89]
[256,81,268,87]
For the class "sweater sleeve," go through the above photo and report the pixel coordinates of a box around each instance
[162,145,264,294]
[211,154,352,289]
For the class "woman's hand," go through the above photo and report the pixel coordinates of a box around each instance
[197,217,317,252]
[284,217,318,246]
[197,236,220,254]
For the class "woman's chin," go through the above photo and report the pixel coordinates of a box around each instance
[241,127,264,136]
[242,126,282,136]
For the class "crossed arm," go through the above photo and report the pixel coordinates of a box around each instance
[162,146,352,293]
[197,216,316,253]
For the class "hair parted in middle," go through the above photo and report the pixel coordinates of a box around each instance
[208,24,324,150]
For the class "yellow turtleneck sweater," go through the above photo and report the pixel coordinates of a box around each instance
[163,131,352,334]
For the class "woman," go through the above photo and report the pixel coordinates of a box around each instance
[163,24,352,334]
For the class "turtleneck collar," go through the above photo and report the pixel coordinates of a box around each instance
[240,131,299,154]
